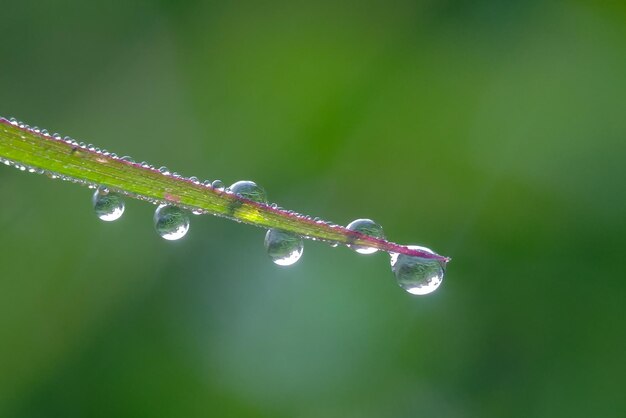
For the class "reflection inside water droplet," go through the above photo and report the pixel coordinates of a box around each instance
[230,180,267,203]
[92,187,125,221]
[346,218,385,254]
[154,204,190,240]
[211,179,224,190]
[390,245,445,295]
[264,229,304,266]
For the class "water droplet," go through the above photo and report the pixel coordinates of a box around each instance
[264,229,304,266]
[390,246,445,295]
[92,187,125,221]
[211,179,224,190]
[159,166,170,175]
[346,218,385,254]
[230,180,267,203]
[154,204,189,240]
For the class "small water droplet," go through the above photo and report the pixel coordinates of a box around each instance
[154,204,190,240]
[346,218,385,254]
[92,187,125,221]
[211,179,224,190]
[230,180,267,203]
[390,246,445,295]
[264,229,304,266]
[159,166,170,175]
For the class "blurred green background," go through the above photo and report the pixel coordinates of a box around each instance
[1,1,625,417]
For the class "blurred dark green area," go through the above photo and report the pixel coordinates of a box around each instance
[1,0,625,417]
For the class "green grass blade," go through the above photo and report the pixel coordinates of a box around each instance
[0,117,449,262]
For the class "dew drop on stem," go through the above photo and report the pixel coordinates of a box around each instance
[390,245,445,295]
[154,204,190,240]
[346,218,385,254]
[211,179,224,190]
[92,187,125,222]
[264,229,304,266]
[230,180,267,203]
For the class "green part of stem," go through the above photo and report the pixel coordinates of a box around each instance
[0,117,449,262]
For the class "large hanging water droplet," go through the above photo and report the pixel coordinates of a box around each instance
[230,180,267,203]
[346,218,385,254]
[154,204,190,240]
[390,246,445,295]
[264,229,304,266]
[92,187,125,221]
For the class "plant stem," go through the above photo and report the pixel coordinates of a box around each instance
[0,117,449,262]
